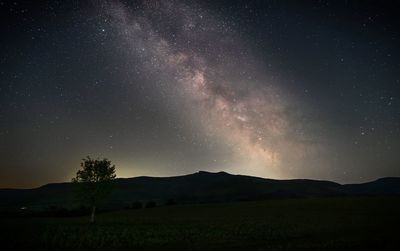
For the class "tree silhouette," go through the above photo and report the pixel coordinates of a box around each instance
[72,156,116,223]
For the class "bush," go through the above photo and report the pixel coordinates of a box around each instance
[145,201,156,208]
[131,201,143,209]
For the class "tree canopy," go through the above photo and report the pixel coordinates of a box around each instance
[72,156,116,223]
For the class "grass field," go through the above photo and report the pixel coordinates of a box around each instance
[1,197,399,250]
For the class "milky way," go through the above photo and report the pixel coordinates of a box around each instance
[2,0,399,187]
[104,0,319,178]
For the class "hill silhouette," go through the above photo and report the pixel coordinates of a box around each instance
[1,171,400,211]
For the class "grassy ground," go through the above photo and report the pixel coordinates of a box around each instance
[1,197,399,250]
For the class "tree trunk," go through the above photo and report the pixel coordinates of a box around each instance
[90,205,96,223]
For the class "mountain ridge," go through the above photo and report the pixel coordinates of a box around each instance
[6,170,399,190]
[1,171,399,211]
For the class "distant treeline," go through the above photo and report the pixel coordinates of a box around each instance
[0,199,178,217]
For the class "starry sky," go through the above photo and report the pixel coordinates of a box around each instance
[1,0,399,188]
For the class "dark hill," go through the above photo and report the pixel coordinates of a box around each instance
[1,171,399,211]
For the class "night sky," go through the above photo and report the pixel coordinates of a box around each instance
[1,0,399,188]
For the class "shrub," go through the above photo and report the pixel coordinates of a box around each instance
[131,201,143,209]
[145,201,156,208]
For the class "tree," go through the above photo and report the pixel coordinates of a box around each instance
[72,156,116,223]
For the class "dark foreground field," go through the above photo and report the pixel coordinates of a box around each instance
[1,197,399,250]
